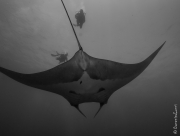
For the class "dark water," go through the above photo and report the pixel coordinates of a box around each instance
[0,0,179,135]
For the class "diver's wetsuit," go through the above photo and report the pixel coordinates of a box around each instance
[74,9,86,29]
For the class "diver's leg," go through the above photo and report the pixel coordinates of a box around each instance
[77,19,79,25]
[80,24,82,29]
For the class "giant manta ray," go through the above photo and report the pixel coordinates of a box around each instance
[0,0,165,117]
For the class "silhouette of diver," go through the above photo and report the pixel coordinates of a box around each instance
[73,9,86,29]
[51,51,68,64]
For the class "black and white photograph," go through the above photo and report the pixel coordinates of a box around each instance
[0,0,179,135]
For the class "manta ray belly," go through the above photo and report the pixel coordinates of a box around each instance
[59,72,100,95]
[48,71,120,96]
[70,72,121,95]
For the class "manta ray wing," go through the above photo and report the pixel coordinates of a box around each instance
[85,42,165,116]
[0,42,165,117]
[87,42,165,81]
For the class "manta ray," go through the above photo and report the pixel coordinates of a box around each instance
[0,0,165,117]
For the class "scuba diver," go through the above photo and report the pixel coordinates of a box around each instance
[51,51,68,64]
[73,9,86,29]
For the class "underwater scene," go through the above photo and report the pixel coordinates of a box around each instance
[0,0,179,135]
